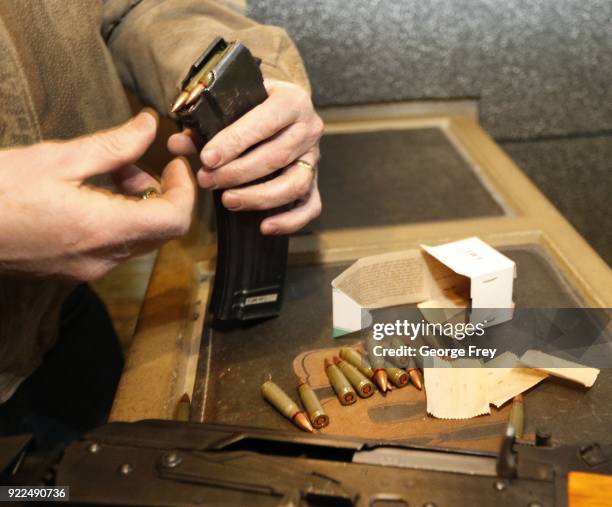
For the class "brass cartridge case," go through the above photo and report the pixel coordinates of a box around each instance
[297,376,329,429]
[333,356,375,398]
[384,362,409,387]
[509,394,524,440]
[324,358,357,405]
[339,346,374,378]
[261,380,313,432]
[174,393,191,422]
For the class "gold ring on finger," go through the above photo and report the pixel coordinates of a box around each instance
[141,187,161,200]
[296,159,315,175]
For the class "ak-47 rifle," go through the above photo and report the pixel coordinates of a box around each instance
[2,419,611,506]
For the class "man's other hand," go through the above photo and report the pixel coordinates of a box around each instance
[167,80,323,235]
[0,111,195,281]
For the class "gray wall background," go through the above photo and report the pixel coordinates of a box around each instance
[249,0,611,264]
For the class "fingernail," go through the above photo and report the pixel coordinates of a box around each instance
[223,191,241,210]
[197,170,217,189]
[202,148,221,168]
[262,222,279,234]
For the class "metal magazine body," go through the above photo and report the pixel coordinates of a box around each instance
[177,38,289,322]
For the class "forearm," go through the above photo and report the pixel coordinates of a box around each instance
[102,0,310,115]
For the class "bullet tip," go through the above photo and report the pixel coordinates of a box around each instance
[170,91,189,113]
[296,375,305,387]
[293,412,314,432]
[332,356,343,366]
[179,392,190,404]
[408,369,423,390]
[374,369,388,393]
[324,357,333,369]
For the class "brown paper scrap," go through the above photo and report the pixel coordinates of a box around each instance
[519,350,599,387]
[424,358,490,419]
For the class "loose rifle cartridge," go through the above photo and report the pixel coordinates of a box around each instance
[509,394,524,440]
[261,380,313,432]
[324,358,357,405]
[365,337,389,393]
[388,337,410,368]
[339,346,374,378]
[333,356,375,398]
[384,361,409,387]
[296,376,329,429]
[174,393,191,422]
[173,38,290,322]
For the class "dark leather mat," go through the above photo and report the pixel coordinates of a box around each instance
[193,247,608,453]
[303,128,505,233]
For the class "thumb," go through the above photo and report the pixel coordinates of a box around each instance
[64,109,158,180]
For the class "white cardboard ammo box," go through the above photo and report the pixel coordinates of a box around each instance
[331,237,516,338]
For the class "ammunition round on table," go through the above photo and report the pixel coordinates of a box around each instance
[339,347,374,378]
[261,380,313,432]
[365,337,389,393]
[296,376,329,429]
[384,362,409,387]
[509,394,524,440]
[406,368,423,390]
[174,392,191,421]
[388,337,410,368]
[333,356,375,398]
[324,358,357,405]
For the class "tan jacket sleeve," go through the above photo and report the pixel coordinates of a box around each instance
[102,0,310,115]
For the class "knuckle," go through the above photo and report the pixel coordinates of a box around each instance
[295,87,312,108]
[225,128,247,154]
[311,115,325,139]
[272,147,294,169]
[291,172,312,200]
[215,164,241,187]
[260,113,280,135]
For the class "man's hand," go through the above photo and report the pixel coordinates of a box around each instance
[0,111,195,281]
[168,80,323,235]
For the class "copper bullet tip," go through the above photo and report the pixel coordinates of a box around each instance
[296,375,305,387]
[324,357,333,369]
[179,392,190,404]
[374,369,388,393]
[185,82,205,106]
[513,394,524,403]
[407,369,423,390]
[293,411,314,432]
[332,356,343,366]
[170,91,189,113]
